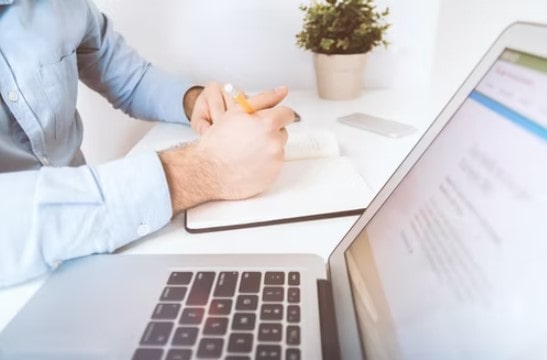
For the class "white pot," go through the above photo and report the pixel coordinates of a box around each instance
[313,53,368,100]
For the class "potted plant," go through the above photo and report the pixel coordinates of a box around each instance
[296,0,390,100]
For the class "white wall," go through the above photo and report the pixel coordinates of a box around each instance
[431,0,547,112]
[79,1,547,164]
[80,0,440,164]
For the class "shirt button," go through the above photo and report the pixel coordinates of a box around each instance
[8,91,19,102]
[137,223,151,237]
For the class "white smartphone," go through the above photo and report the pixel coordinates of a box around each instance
[337,112,416,138]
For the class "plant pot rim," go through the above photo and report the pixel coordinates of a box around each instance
[313,52,369,56]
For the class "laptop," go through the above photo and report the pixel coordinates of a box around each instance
[1,21,546,359]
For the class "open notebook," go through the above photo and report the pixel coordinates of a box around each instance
[185,125,375,232]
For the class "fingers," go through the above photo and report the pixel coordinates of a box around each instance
[279,127,289,145]
[259,106,298,130]
[195,120,211,135]
[191,82,231,135]
[202,82,226,123]
[195,84,293,137]
[207,83,229,120]
[191,112,215,135]
[245,86,288,112]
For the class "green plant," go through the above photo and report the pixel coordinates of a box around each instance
[296,0,390,55]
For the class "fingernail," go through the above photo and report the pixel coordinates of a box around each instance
[275,86,288,93]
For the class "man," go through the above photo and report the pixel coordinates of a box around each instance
[0,0,295,287]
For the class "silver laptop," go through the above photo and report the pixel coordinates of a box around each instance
[1,21,546,359]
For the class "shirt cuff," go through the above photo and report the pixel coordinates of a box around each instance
[93,151,173,251]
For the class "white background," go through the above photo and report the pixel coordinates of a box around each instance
[79,0,547,165]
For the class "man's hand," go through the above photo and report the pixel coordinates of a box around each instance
[161,86,295,215]
[188,82,290,135]
[187,82,227,135]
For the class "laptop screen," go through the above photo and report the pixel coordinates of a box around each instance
[345,49,547,359]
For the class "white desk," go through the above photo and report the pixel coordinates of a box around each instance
[0,88,435,332]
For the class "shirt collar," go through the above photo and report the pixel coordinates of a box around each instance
[0,0,14,4]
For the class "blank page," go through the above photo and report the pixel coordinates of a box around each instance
[185,157,374,232]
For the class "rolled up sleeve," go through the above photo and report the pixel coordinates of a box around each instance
[0,151,172,288]
[77,0,191,124]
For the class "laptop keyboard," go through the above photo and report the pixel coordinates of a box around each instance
[133,271,302,360]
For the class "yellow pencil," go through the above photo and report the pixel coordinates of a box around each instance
[224,83,255,114]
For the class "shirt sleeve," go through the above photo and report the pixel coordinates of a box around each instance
[77,0,192,124]
[0,151,173,288]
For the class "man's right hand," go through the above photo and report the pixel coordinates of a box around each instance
[160,86,296,215]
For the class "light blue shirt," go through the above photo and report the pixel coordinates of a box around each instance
[0,0,191,287]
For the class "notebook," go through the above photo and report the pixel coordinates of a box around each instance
[1,22,546,360]
[184,125,375,232]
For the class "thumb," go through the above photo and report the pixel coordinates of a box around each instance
[247,86,288,111]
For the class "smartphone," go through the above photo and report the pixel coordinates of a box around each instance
[337,112,416,138]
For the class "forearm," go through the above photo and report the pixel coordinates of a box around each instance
[158,142,220,214]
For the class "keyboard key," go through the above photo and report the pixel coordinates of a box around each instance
[213,271,238,297]
[258,323,282,342]
[264,272,285,285]
[262,287,284,302]
[151,303,181,320]
[187,272,215,305]
[203,317,229,335]
[286,348,301,360]
[236,295,258,311]
[160,286,188,302]
[256,345,281,360]
[209,299,232,315]
[140,322,173,346]
[228,332,254,353]
[166,349,192,360]
[133,348,163,360]
[226,356,251,360]
[239,272,261,293]
[260,304,283,320]
[197,338,224,358]
[171,327,198,346]
[288,272,300,286]
[286,326,301,346]
[167,272,193,285]
[232,313,256,330]
[287,305,300,323]
[179,307,204,325]
[288,288,300,303]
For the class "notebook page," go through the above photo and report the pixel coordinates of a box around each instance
[284,128,340,161]
[185,157,374,231]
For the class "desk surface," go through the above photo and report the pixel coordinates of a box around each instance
[0,88,435,332]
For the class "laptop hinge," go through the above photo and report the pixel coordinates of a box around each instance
[317,279,342,360]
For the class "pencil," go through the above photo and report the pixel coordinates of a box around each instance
[224,83,255,114]
[224,83,301,122]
